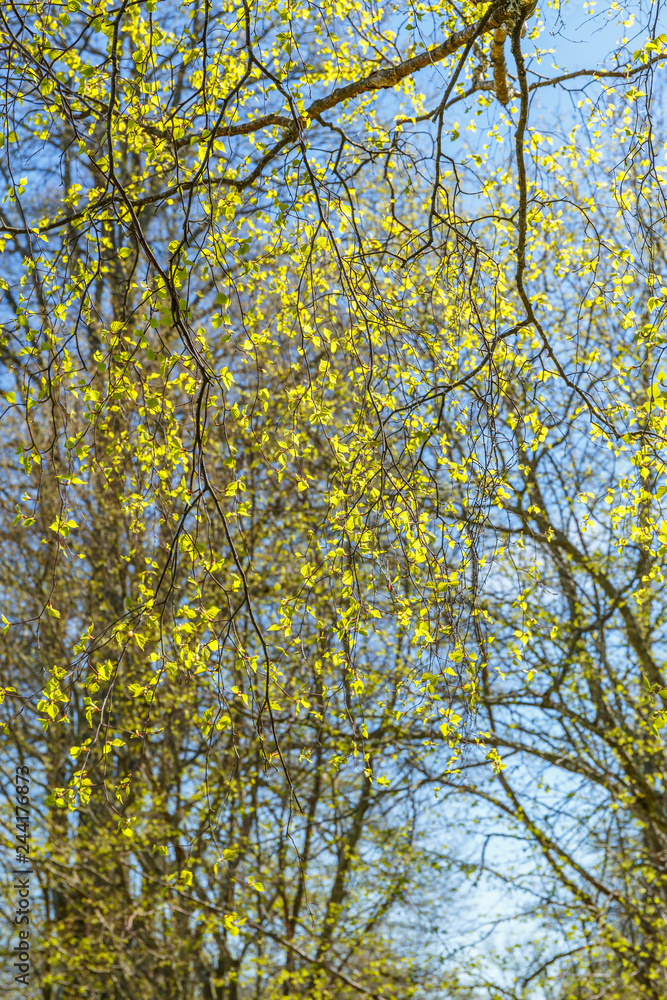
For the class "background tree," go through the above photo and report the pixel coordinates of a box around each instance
[0,0,666,997]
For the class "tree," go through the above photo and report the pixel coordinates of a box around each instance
[0,0,666,996]
[420,162,667,997]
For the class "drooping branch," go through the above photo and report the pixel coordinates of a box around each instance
[491,26,510,104]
